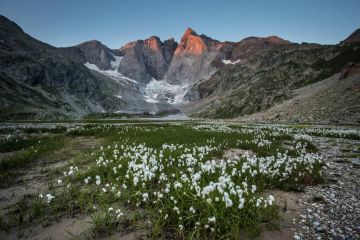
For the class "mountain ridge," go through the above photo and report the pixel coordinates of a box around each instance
[1,14,359,123]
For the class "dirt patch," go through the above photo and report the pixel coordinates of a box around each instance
[0,175,46,216]
[0,215,93,240]
[102,228,149,240]
[255,190,303,240]
[0,136,104,239]
[26,215,92,240]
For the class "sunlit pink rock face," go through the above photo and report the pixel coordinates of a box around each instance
[143,36,163,52]
[174,28,224,56]
[166,28,224,84]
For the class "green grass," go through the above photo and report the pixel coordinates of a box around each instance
[0,136,67,171]
[0,137,45,153]
[22,126,67,134]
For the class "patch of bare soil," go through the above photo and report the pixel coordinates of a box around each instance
[102,225,149,240]
[0,136,103,240]
[26,215,92,240]
[1,215,93,240]
[254,190,303,240]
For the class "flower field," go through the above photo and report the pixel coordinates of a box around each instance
[1,122,359,239]
[60,123,325,238]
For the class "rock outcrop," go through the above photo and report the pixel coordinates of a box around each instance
[165,28,223,85]
[163,38,177,63]
[73,40,117,70]
[164,29,290,86]
[220,36,290,61]
[118,36,177,84]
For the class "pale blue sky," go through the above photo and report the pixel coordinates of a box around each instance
[0,0,359,48]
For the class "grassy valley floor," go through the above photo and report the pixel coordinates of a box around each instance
[0,120,359,239]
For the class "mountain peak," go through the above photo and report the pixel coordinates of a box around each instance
[77,40,104,47]
[265,36,289,43]
[75,39,115,70]
[178,28,198,43]
[175,28,213,56]
[165,37,176,43]
[342,28,360,43]
[144,36,162,52]
[184,27,197,36]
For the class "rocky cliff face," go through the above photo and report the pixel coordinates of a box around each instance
[164,28,290,86]
[73,40,118,70]
[165,28,223,85]
[70,29,291,84]
[163,38,178,63]
[118,36,177,84]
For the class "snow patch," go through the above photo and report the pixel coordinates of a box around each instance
[143,95,159,103]
[222,59,241,65]
[110,55,123,69]
[84,62,100,71]
[143,78,189,104]
[119,75,138,84]
[85,59,189,105]
[84,62,138,84]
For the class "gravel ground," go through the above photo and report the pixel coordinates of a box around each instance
[293,137,360,240]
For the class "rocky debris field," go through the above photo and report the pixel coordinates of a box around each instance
[294,136,360,240]
[238,72,360,125]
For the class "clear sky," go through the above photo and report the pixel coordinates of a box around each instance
[0,0,359,48]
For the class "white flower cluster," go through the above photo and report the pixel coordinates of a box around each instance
[63,166,79,176]
[39,193,55,203]
[81,136,321,233]
[58,124,326,235]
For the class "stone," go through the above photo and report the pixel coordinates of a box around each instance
[294,234,301,240]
